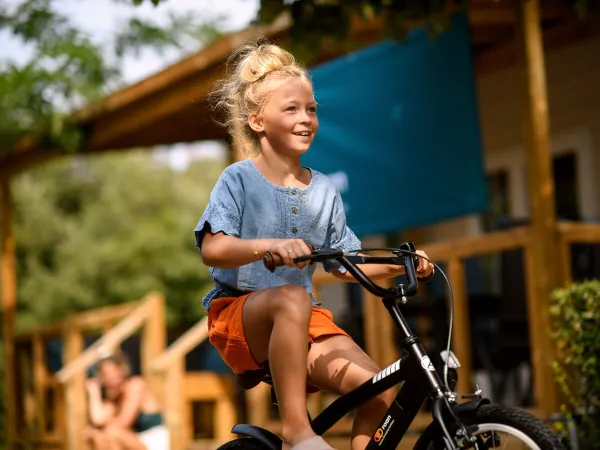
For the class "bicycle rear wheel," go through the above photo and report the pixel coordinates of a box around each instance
[416,404,566,449]
[217,438,268,449]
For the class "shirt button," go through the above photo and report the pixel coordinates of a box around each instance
[292,207,298,214]
[290,189,297,195]
[291,227,298,234]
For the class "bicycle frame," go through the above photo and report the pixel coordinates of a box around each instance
[232,245,485,449]
[311,297,451,449]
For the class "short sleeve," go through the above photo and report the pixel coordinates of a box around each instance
[322,191,362,273]
[194,172,243,249]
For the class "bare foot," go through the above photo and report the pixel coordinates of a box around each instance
[287,435,336,450]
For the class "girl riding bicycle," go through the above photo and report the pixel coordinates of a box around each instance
[194,41,434,450]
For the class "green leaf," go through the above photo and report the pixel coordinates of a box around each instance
[1,0,224,159]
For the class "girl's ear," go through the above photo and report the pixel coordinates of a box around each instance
[248,112,264,133]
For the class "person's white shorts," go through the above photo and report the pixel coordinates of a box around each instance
[138,425,170,450]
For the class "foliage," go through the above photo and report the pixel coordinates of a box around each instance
[11,151,223,330]
[550,279,600,449]
[0,0,223,156]
[134,0,599,65]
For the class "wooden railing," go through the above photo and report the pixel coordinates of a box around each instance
[557,221,600,281]
[242,222,600,449]
[11,292,166,450]
[151,318,210,450]
[56,292,166,450]
[420,225,533,397]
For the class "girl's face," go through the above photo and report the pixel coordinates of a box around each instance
[97,361,126,389]
[251,77,318,156]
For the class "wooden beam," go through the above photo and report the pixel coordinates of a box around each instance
[140,293,166,403]
[164,359,185,450]
[446,259,473,395]
[469,1,570,27]
[85,64,225,151]
[517,0,559,416]
[1,178,17,449]
[421,226,530,262]
[75,14,291,124]
[67,301,141,330]
[32,333,48,437]
[62,319,87,450]
[55,299,150,384]
[151,317,208,373]
[476,12,600,76]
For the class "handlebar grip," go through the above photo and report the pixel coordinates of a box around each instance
[263,243,313,273]
[262,251,280,273]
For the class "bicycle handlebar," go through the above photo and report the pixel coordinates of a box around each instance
[263,242,423,299]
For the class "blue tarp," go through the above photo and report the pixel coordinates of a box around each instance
[302,12,488,237]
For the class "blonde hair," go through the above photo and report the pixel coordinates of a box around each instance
[211,40,312,156]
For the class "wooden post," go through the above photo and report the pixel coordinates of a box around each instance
[141,293,166,403]
[214,377,237,443]
[446,259,473,395]
[517,0,559,416]
[33,332,48,437]
[164,359,185,450]
[362,280,399,368]
[1,178,17,449]
[63,321,87,450]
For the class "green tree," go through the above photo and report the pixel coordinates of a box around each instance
[12,151,223,330]
[0,0,223,154]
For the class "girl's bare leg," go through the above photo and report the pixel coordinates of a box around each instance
[307,335,395,450]
[242,285,316,448]
[86,428,120,450]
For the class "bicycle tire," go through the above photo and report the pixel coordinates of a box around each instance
[415,404,566,449]
[216,438,269,450]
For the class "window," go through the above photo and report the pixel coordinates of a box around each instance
[483,169,510,232]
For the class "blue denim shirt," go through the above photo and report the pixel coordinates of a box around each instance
[195,158,362,310]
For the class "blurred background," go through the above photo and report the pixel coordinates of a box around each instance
[1,1,599,449]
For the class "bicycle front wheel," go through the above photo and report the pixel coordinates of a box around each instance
[416,404,566,449]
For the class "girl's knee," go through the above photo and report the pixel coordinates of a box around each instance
[103,425,121,438]
[270,285,312,317]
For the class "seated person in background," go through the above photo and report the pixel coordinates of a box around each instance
[84,352,169,450]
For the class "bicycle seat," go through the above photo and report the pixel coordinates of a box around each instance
[235,362,320,393]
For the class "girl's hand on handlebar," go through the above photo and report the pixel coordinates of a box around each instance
[415,250,434,278]
[266,239,312,269]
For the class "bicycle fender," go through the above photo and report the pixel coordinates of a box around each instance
[452,397,491,416]
[412,398,492,450]
[231,424,282,450]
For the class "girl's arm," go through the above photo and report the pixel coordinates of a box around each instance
[106,377,145,429]
[330,250,433,283]
[86,379,114,427]
[201,232,312,269]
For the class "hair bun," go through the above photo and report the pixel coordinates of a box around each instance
[238,43,296,83]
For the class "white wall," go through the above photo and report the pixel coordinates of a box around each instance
[418,34,600,242]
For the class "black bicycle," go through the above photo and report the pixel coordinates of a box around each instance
[218,242,565,449]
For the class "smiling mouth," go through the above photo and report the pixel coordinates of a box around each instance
[292,131,311,137]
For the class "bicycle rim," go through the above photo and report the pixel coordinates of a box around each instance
[466,422,542,449]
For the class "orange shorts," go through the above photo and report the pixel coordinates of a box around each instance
[207,293,349,374]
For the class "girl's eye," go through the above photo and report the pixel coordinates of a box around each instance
[308,107,317,113]
[286,106,296,111]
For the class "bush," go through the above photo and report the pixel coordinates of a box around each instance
[550,279,600,449]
